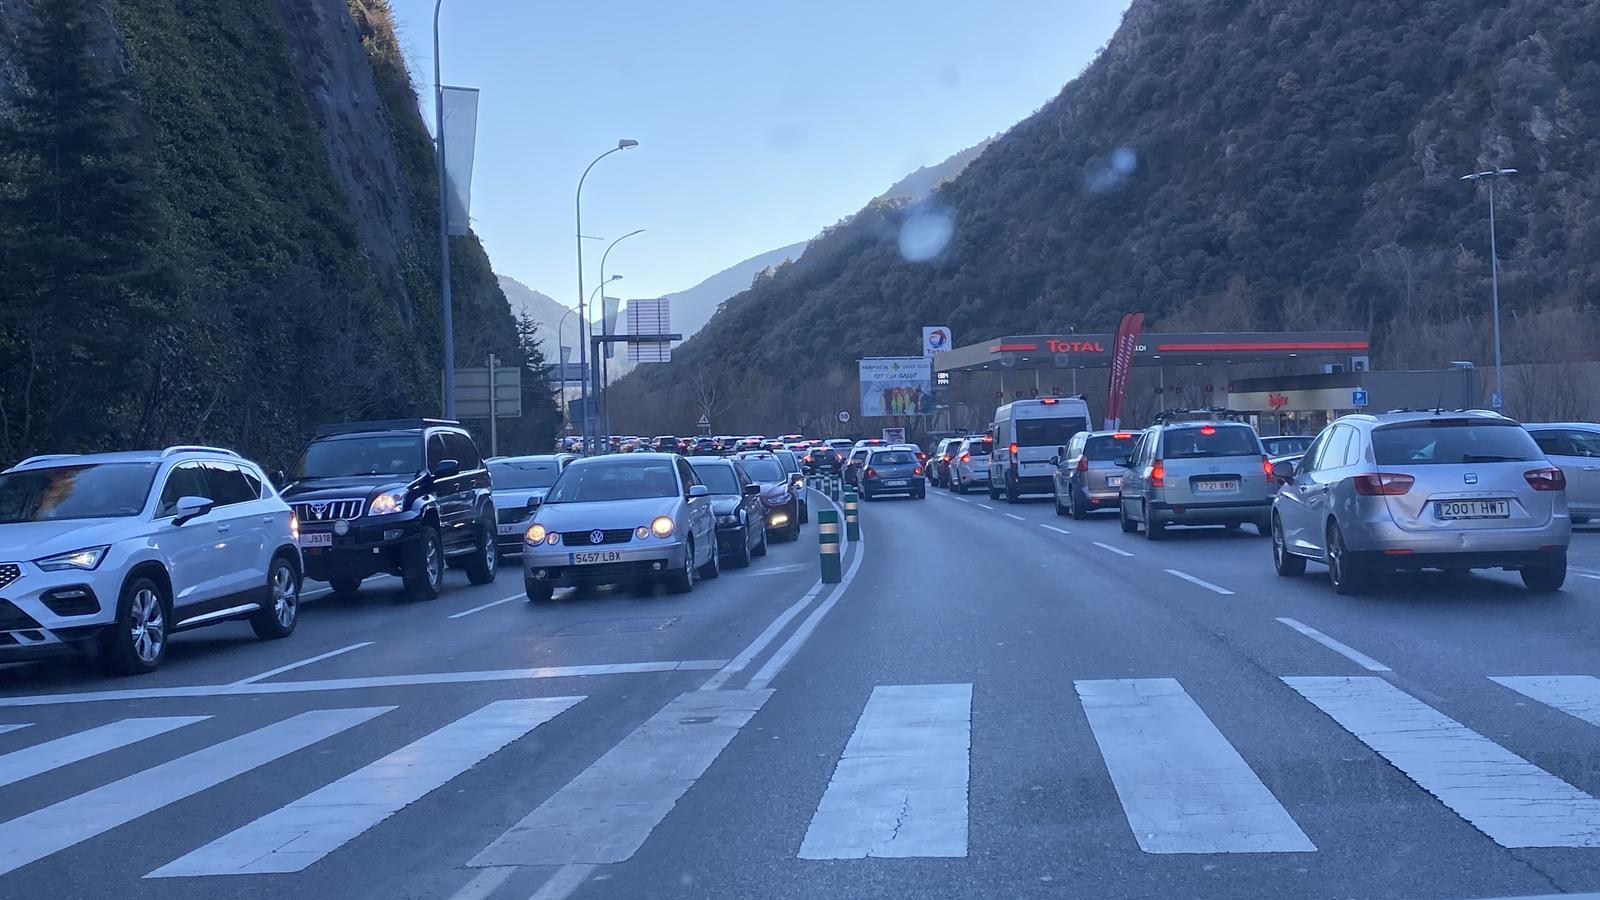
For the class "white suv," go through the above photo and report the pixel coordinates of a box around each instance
[0,446,302,674]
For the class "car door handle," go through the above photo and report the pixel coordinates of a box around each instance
[216,524,231,532]
[262,516,277,523]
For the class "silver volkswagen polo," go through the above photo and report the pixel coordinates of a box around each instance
[1271,410,1570,593]
[521,454,718,601]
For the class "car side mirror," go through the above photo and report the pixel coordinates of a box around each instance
[790,473,804,486]
[525,496,542,512]
[1057,446,1067,459]
[742,483,761,496]
[1049,456,1060,467]
[688,484,710,499]
[172,495,215,526]
[1114,456,1133,469]
[1271,459,1298,481]
[431,458,460,479]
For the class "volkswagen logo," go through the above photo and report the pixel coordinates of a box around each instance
[590,529,605,544]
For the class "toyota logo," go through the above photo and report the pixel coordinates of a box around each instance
[590,530,605,544]
[310,502,328,518]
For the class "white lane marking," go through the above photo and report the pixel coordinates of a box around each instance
[229,642,374,686]
[149,697,583,876]
[1275,618,1391,672]
[448,593,523,619]
[0,716,208,788]
[1004,513,1025,521]
[469,689,773,866]
[1077,678,1315,853]
[746,531,868,691]
[727,563,809,577]
[0,707,392,877]
[976,504,994,510]
[698,584,822,692]
[0,660,725,708]
[1039,524,1071,535]
[0,724,30,736]
[1165,569,1235,596]
[447,865,517,900]
[528,864,597,900]
[1092,541,1135,558]
[951,496,970,503]
[1493,676,1600,729]
[799,684,971,859]
[301,573,399,600]
[1580,573,1600,582]
[1286,676,1600,847]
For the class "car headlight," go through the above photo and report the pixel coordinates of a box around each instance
[546,531,561,545]
[526,523,547,544]
[368,489,407,516]
[35,545,109,571]
[650,516,674,538]
[716,514,739,526]
[634,525,650,540]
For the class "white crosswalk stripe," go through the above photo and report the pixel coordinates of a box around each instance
[1492,675,1600,729]
[0,707,392,877]
[799,683,971,859]
[148,697,584,877]
[0,723,32,736]
[1077,678,1315,853]
[0,716,208,788]
[1286,676,1600,848]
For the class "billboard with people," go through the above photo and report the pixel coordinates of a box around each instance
[858,357,933,417]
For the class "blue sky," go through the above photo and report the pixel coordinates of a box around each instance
[386,0,1131,308]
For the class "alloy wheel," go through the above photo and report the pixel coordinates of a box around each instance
[130,588,165,663]
[271,563,298,628]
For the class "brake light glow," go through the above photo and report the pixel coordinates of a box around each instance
[959,452,970,462]
[914,466,924,476]
[1199,425,1217,435]
[1149,459,1165,488]
[1113,432,1132,439]
[1076,455,1089,473]
[1524,467,1566,491]
[1009,442,1018,457]
[1040,397,1058,405]
[865,468,877,478]
[1261,455,1273,477]
[1351,473,1415,495]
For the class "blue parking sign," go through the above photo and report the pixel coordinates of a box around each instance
[1351,388,1368,408]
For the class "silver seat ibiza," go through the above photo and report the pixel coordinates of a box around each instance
[1270,410,1570,593]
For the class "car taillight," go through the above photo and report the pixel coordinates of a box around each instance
[865,467,877,478]
[959,452,970,462]
[1149,459,1165,488]
[914,466,923,476]
[1524,467,1566,491]
[1351,473,1415,495]
[1261,455,1273,477]
[1076,455,1088,473]
[1009,442,1018,461]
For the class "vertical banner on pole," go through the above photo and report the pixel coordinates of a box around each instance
[1104,311,1145,431]
[439,86,480,236]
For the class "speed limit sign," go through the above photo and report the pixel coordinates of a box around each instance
[837,410,851,424]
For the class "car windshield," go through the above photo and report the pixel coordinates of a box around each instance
[489,459,562,489]
[1371,421,1544,465]
[543,460,680,503]
[1161,427,1261,459]
[741,458,784,482]
[0,463,160,522]
[964,441,991,457]
[870,451,918,465]
[1016,417,1089,446]
[293,435,422,478]
[691,464,740,495]
[1085,435,1139,460]
[1262,436,1314,455]
[773,453,799,474]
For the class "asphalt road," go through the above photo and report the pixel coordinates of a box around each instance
[2,487,1599,899]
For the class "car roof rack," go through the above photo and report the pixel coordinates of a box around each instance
[161,445,241,457]
[1151,408,1250,425]
[314,418,461,436]
[10,453,80,468]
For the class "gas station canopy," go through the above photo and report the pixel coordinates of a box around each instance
[934,331,1369,374]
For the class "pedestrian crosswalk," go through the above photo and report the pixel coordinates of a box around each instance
[3,672,1600,883]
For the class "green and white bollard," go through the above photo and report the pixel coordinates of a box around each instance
[830,475,842,502]
[818,509,842,583]
[843,490,860,542]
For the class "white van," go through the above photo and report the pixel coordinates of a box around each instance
[989,397,1092,502]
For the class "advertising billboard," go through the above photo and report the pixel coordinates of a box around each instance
[858,357,932,418]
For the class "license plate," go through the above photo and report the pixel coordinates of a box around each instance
[1106,476,1122,488]
[299,532,332,548]
[1435,499,1510,519]
[497,524,523,536]
[1193,479,1239,493]
[884,479,908,487]
[568,550,623,565]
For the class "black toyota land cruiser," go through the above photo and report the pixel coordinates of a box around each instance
[279,419,498,600]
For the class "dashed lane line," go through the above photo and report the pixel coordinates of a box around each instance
[1004,513,1025,521]
[1092,541,1135,558]
[447,593,523,619]
[1040,525,1071,535]
[1164,569,1235,596]
[229,643,374,686]
[1276,617,1391,672]
[977,504,995,510]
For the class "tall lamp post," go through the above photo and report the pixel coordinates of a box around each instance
[556,305,578,432]
[586,276,622,449]
[432,0,456,417]
[1461,167,1517,411]
[576,140,639,453]
[596,228,645,446]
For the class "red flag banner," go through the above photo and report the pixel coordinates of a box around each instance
[1104,311,1145,430]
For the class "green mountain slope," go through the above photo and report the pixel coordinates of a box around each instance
[608,0,1600,434]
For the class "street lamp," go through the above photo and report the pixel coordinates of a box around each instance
[597,228,645,445]
[555,304,580,430]
[576,140,640,453]
[1461,167,1517,411]
[432,0,456,417]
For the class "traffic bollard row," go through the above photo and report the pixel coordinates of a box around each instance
[843,490,860,542]
[818,509,841,583]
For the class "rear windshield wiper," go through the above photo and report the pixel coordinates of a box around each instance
[1461,454,1527,462]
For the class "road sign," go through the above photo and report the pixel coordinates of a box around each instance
[626,299,673,363]
[1491,391,1504,410]
[452,363,522,419]
[837,410,851,424]
[1351,388,1368,409]
[881,427,906,443]
[697,413,710,427]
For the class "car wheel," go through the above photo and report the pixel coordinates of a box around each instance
[1006,475,1023,504]
[104,575,169,675]
[914,488,926,500]
[1255,513,1273,537]
[1053,490,1067,517]
[1071,490,1089,521]
[1326,521,1366,595]
[799,500,809,525]
[329,577,362,597]
[988,480,1001,500]
[250,555,300,639]
[727,532,752,569]
[524,578,554,603]
[860,488,872,502]
[698,538,722,579]
[1143,501,1166,540]
[1119,499,1138,533]
[1272,515,1306,577]
[1521,554,1566,593]
[463,517,499,585]
[752,525,768,557]
[666,537,696,594]
[403,526,445,601]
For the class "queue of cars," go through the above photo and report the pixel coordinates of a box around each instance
[937,399,1593,596]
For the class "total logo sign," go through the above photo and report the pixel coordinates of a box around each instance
[1044,338,1106,353]
[922,326,952,357]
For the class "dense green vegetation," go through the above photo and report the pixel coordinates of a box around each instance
[0,0,557,466]
[609,0,1600,433]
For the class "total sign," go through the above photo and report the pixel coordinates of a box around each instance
[922,326,952,357]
